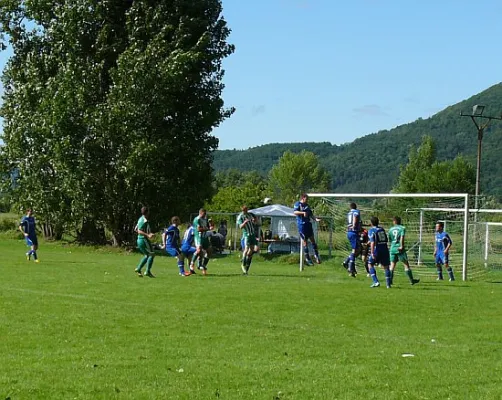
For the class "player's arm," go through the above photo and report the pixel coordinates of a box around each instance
[137,222,153,239]
[433,236,437,256]
[19,220,28,236]
[161,231,167,249]
[444,235,452,254]
[369,234,376,256]
[238,215,248,229]
[399,234,404,252]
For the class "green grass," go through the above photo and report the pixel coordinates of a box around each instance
[1,240,502,399]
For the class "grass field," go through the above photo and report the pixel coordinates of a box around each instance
[1,239,502,399]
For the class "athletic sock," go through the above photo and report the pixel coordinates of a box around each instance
[405,269,414,283]
[369,266,379,284]
[437,267,443,280]
[384,269,391,287]
[447,267,454,280]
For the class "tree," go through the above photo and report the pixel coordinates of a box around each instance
[393,136,475,194]
[0,0,234,245]
[206,171,268,212]
[268,151,330,205]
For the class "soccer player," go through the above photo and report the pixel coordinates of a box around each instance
[135,206,156,277]
[191,208,211,275]
[19,208,39,262]
[293,193,321,266]
[367,216,391,288]
[388,216,420,286]
[237,205,257,275]
[434,222,454,281]
[181,224,197,274]
[162,216,188,276]
[343,203,361,277]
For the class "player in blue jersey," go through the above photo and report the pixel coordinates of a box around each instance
[19,208,39,262]
[434,222,454,281]
[162,216,189,276]
[181,224,197,274]
[343,203,362,277]
[367,216,391,288]
[293,193,321,266]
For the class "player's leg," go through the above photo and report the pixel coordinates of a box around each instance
[444,254,454,281]
[144,240,156,277]
[309,235,321,264]
[435,253,444,280]
[135,240,149,277]
[300,231,313,265]
[368,254,380,288]
[191,239,202,273]
[389,254,397,285]
[201,239,211,274]
[346,233,359,277]
[31,236,39,262]
[176,251,186,276]
[245,236,257,273]
[402,254,419,285]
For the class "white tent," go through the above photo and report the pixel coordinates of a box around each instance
[248,204,301,240]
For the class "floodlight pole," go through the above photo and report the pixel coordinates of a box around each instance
[460,109,502,212]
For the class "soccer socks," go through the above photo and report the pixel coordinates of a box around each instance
[136,255,148,272]
[242,255,248,267]
[312,243,319,259]
[145,256,154,274]
[202,256,209,269]
[447,267,455,281]
[389,269,394,285]
[246,255,253,272]
[436,266,444,280]
[405,269,415,283]
[384,269,392,288]
[32,251,38,261]
[177,260,185,275]
[348,253,356,274]
[369,266,379,284]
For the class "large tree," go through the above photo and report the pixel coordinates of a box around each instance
[0,0,234,245]
[393,135,475,194]
[268,151,330,206]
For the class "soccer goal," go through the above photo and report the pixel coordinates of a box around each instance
[307,193,472,280]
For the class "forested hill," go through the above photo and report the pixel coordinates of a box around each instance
[213,83,502,195]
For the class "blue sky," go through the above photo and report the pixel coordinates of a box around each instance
[1,0,501,150]
[215,0,502,149]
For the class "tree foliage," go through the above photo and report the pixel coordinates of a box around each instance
[0,0,234,245]
[393,135,475,194]
[206,170,267,212]
[268,151,330,206]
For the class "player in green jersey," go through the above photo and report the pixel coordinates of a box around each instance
[237,205,257,275]
[134,206,156,278]
[388,216,420,286]
[190,208,211,275]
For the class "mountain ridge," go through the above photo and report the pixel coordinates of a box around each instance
[213,83,502,195]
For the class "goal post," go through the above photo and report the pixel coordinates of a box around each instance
[307,193,470,281]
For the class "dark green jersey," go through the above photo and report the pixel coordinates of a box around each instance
[237,212,255,238]
[136,216,150,240]
[388,224,406,254]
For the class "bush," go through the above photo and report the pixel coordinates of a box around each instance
[0,216,17,232]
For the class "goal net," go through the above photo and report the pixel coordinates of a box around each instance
[306,193,502,281]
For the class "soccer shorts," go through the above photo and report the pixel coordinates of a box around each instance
[390,251,408,264]
[347,231,360,251]
[165,247,181,257]
[181,246,196,257]
[298,223,314,241]
[194,236,210,250]
[368,250,390,267]
[137,238,155,256]
[435,253,449,265]
[26,235,38,246]
[242,235,258,248]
